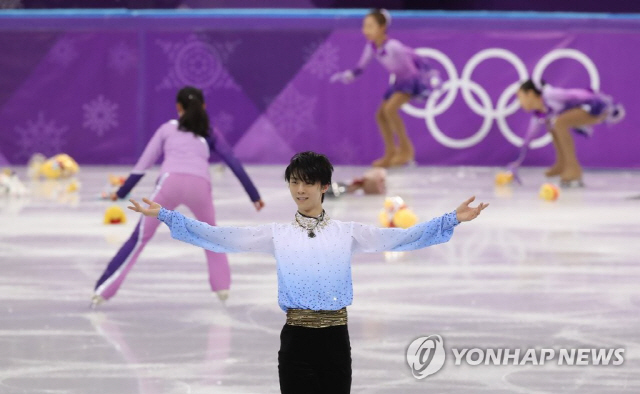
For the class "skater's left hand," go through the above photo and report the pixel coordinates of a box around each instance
[128,198,162,217]
[456,196,489,222]
[254,199,265,211]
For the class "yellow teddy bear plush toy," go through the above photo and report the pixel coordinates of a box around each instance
[379,196,418,229]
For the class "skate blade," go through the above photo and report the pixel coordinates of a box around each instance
[560,179,585,188]
[388,159,417,169]
[90,295,105,310]
[216,290,230,302]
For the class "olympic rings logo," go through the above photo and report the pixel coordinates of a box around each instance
[400,48,600,149]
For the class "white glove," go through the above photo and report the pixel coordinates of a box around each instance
[330,70,355,84]
[424,70,441,88]
[429,75,442,88]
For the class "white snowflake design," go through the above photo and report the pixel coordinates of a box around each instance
[15,112,68,160]
[155,35,240,92]
[212,111,234,135]
[303,40,340,80]
[267,85,317,139]
[212,38,241,64]
[82,95,119,137]
[47,38,79,67]
[108,42,137,74]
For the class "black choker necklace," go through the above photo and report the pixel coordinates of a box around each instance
[294,210,328,238]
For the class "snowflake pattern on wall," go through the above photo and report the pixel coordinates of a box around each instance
[212,38,241,64]
[303,40,340,80]
[15,112,68,159]
[47,38,79,67]
[108,42,138,74]
[212,111,234,135]
[155,35,240,92]
[82,95,119,137]
[267,85,317,139]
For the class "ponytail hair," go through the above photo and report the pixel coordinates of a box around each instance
[519,78,546,96]
[176,86,210,138]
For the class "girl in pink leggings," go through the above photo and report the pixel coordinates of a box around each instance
[91,86,264,308]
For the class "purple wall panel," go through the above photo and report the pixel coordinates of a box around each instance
[0,11,638,168]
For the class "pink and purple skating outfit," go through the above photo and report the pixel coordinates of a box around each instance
[528,85,624,138]
[94,120,260,300]
[353,38,439,100]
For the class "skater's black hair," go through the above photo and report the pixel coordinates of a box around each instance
[519,79,546,96]
[367,9,389,27]
[176,86,210,138]
[285,151,333,203]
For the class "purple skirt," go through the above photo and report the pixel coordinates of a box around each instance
[384,56,439,101]
[561,97,608,117]
[383,76,433,101]
[561,96,614,138]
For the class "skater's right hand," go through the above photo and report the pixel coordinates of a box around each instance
[330,70,355,84]
[128,198,162,217]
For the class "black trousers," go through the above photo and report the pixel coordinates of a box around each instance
[278,323,352,394]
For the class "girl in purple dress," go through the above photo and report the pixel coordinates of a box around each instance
[331,9,440,168]
[92,86,265,307]
[513,79,624,186]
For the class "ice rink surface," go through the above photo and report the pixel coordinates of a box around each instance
[1,165,639,393]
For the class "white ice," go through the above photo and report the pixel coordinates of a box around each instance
[1,165,639,393]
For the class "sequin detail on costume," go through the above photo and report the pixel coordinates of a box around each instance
[292,210,331,238]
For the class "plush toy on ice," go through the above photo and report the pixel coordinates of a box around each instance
[326,168,387,198]
[28,153,79,180]
[0,168,28,197]
[101,174,127,200]
[104,205,127,224]
[494,171,514,186]
[379,196,418,229]
[539,183,559,201]
[108,175,126,187]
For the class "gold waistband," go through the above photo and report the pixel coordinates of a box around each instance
[286,307,348,328]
